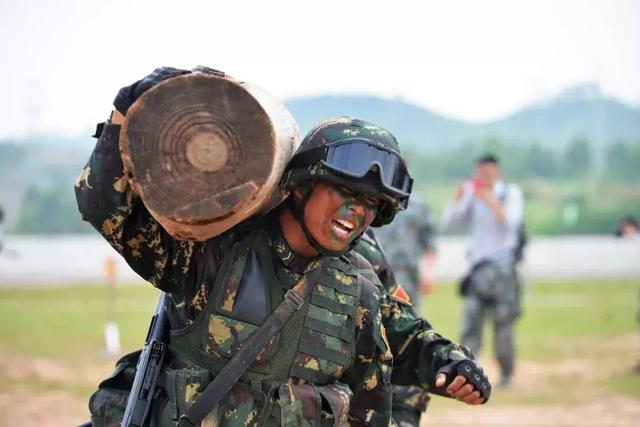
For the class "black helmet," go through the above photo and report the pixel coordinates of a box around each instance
[282,117,413,227]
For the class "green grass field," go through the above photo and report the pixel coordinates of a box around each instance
[0,279,638,425]
[423,280,639,360]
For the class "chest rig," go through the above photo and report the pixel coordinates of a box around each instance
[168,219,362,389]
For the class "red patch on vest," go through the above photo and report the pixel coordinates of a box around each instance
[392,285,411,303]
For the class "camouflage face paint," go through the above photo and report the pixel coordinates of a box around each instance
[303,182,379,252]
[331,185,379,245]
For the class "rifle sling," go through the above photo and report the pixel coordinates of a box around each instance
[177,261,323,427]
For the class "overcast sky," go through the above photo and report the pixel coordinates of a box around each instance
[1,0,639,139]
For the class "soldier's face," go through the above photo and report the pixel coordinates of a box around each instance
[303,182,379,251]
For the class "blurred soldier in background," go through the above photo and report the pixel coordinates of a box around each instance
[615,216,640,374]
[0,206,20,259]
[355,226,432,427]
[375,193,437,302]
[372,193,437,426]
[441,154,525,388]
[0,207,4,253]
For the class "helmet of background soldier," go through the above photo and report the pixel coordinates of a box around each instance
[281,117,413,227]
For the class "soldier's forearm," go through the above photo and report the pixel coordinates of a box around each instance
[74,118,160,263]
[75,121,135,228]
[389,324,470,390]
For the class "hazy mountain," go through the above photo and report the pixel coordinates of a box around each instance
[285,95,471,150]
[483,84,640,149]
[5,82,638,154]
[285,83,640,152]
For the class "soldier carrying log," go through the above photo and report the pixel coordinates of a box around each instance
[76,66,490,426]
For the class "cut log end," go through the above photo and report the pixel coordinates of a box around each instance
[119,72,300,240]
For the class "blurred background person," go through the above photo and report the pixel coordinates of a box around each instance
[375,192,437,302]
[372,193,437,426]
[616,216,640,240]
[0,206,4,254]
[441,154,525,388]
[615,216,640,374]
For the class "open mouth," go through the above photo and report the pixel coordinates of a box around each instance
[330,218,356,238]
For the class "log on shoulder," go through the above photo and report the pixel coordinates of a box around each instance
[120,72,300,241]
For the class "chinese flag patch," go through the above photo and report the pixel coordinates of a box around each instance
[392,285,411,304]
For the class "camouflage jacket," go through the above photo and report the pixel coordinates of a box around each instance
[77,123,399,426]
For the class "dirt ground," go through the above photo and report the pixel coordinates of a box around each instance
[1,345,639,427]
[422,335,640,426]
[423,359,640,427]
[424,396,640,427]
[0,351,113,427]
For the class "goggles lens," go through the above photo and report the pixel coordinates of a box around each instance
[322,139,412,197]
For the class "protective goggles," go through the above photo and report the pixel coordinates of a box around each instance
[290,138,413,201]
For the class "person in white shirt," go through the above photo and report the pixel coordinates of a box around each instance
[442,154,525,388]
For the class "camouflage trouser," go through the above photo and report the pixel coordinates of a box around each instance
[391,385,430,427]
[459,261,521,378]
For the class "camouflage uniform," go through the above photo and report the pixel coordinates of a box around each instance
[459,260,520,383]
[372,195,435,425]
[76,117,474,426]
[354,231,431,427]
[373,194,435,306]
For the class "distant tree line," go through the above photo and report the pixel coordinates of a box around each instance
[1,136,638,235]
[14,182,92,234]
[0,143,92,234]
[407,136,640,183]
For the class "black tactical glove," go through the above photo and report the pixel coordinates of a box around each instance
[113,66,228,115]
[430,350,492,403]
[113,67,191,115]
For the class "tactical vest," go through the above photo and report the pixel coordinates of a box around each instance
[158,224,362,426]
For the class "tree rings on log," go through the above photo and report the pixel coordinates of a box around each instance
[120,72,301,241]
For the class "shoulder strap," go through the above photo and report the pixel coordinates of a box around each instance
[177,260,324,427]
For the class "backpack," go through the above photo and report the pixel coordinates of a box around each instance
[498,184,528,264]
[513,222,528,263]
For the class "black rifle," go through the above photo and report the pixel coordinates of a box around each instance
[121,292,169,427]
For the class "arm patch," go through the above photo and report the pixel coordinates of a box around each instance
[391,285,411,304]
